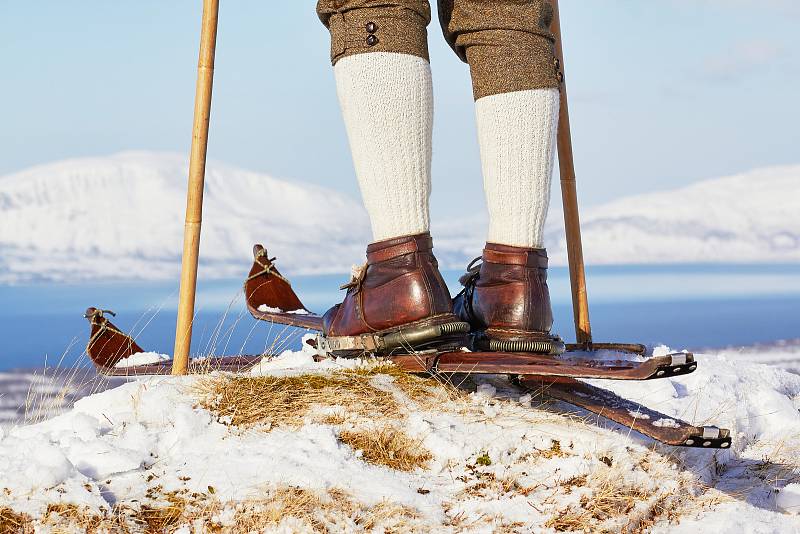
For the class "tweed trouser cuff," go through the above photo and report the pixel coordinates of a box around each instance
[439,0,561,99]
[317,1,431,64]
[461,29,560,100]
[318,0,562,100]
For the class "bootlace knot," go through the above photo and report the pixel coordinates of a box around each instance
[246,248,290,284]
[340,262,368,292]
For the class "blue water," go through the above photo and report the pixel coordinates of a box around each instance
[1,264,798,371]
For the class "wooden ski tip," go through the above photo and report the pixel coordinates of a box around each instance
[244,244,324,330]
[652,352,697,378]
[84,307,143,370]
[84,308,265,376]
[683,427,732,449]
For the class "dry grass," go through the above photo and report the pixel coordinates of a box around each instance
[194,363,455,429]
[349,362,449,398]
[139,497,186,533]
[40,503,132,533]
[197,371,394,428]
[1,507,32,534]
[559,474,588,495]
[10,361,723,532]
[545,474,661,532]
[456,469,541,499]
[339,426,432,471]
[9,486,423,533]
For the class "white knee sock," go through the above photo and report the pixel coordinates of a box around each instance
[475,88,560,249]
[334,52,433,242]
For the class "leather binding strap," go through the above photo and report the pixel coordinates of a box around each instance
[482,248,548,268]
[367,233,433,263]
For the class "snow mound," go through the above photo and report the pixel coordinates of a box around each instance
[0,347,798,531]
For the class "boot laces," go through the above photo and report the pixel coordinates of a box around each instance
[458,256,482,287]
[340,262,368,292]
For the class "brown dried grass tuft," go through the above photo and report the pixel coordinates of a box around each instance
[20,486,422,533]
[138,485,422,533]
[194,363,454,429]
[1,507,32,534]
[347,363,455,406]
[5,503,130,534]
[196,372,395,428]
[545,474,654,532]
[457,469,540,499]
[139,499,186,532]
[40,503,132,534]
[339,426,432,471]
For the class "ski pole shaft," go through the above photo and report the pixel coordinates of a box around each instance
[172,0,220,375]
[551,0,592,345]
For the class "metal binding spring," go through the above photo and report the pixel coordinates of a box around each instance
[487,338,566,355]
[439,322,471,334]
[378,321,471,352]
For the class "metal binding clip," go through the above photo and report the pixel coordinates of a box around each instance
[670,353,688,366]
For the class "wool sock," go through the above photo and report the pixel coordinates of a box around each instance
[334,52,433,242]
[475,88,560,249]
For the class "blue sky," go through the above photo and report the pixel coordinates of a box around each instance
[1,1,798,218]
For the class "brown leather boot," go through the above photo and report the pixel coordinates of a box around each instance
[453,243,564,354]
[322,232,468,354]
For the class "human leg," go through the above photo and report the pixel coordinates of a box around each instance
[318,0,434,242]
[442,0,563,350]
[316,1,464,347]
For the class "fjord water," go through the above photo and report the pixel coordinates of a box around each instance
[1,264,798,371]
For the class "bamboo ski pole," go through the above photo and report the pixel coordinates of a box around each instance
[172,0,220,375]
[551,0,593,345]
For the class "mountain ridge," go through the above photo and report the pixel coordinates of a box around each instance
[1,152,797,283]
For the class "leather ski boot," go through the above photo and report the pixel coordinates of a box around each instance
[321,232,469,356]
[454,243,565,354]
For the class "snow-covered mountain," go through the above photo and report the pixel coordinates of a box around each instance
[0,152,797,283]
[0,152,371,283]
[545,164,800,266]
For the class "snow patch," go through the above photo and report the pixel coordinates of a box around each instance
[777,483,800,515]
[475,383,497,399]
[257,304,310,315]
[114,351,170,368]
[652,418,681,428]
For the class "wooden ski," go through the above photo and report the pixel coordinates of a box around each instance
[516,375,732,448]
[85,309,693,382]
